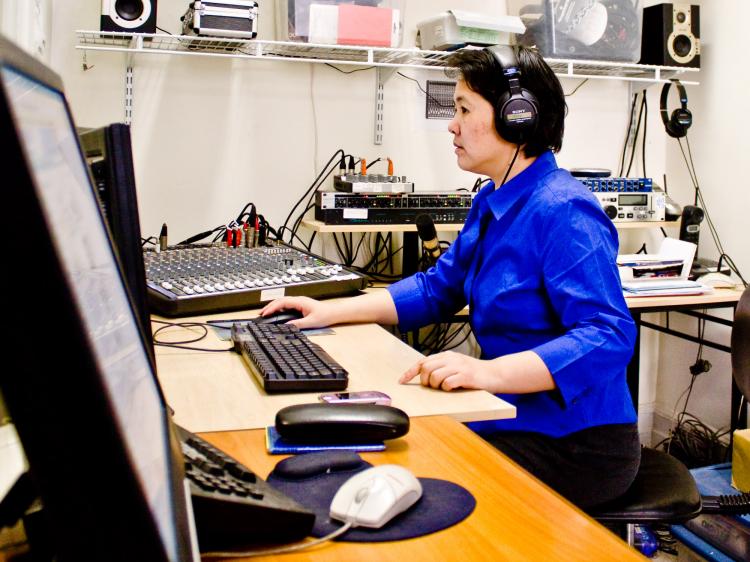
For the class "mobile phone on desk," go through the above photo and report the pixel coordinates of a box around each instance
[318,391,391,406]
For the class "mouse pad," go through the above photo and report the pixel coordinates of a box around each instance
[266,451,476,542]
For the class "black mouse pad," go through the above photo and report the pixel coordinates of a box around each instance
[266,451,476,542]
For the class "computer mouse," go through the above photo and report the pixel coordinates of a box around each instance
[253,308,304,325]
[698,272,737,289]
[329,464,422,528]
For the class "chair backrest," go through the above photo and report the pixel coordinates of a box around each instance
[732,287,750,401]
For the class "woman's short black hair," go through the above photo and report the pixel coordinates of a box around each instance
[445,46,566,157]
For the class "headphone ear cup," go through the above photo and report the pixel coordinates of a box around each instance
[667,108,692,138]
[495,88,539,144]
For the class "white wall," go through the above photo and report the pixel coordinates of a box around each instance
[0,0,52,61]
[44,1,748,436]
[650,0,750,434]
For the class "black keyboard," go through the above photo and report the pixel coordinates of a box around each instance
[231,322,348,393]
[176,425,314,548]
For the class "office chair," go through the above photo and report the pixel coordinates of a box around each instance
[589,287,750,545]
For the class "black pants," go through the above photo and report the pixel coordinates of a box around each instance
[476,423,641,509]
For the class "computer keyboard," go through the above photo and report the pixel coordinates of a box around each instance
[176,425,314,548]
[231,321,348,393]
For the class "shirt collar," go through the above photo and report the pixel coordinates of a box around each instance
[482,151,558,220]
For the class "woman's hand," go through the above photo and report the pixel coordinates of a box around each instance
[399,351,496,392]
[259,296,336,330]
[400,349,556,395]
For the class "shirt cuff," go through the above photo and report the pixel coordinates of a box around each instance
[531,339,585,408]
[387,275,429,331]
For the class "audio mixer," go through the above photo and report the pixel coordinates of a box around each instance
[144,243,368,317]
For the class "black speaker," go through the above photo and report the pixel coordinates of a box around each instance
[678,205,704,246]
[640,3,700,68]
[101,0,157,34]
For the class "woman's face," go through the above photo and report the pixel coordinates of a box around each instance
[448,79,509,179]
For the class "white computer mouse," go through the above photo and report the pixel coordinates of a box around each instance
[329,464,423,528]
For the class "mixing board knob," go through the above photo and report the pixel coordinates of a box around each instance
[194,286,205,293]
[291,275,301,282]
[161,281,173,290]
[215,283,225,291]
[282,276,292,283]
[272,277,282,284]
[204,284,215,292]
[183,286,195,294]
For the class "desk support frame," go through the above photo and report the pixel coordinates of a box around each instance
[629,302,747,433]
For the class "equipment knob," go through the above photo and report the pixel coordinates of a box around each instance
[604,205,618,219]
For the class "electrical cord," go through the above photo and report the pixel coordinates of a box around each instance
[625,91,647,176]
[563,78,589,97]
[395,71,456,109]
[202,521,354,558]
[655,313,731,466]
[151,321,234,353]
[618,92,638,177]
[676,135,747,286]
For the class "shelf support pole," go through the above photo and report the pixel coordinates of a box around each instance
[374,66,396,145]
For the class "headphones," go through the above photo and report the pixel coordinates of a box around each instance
[660,79,692,138]
[484,45,539,144]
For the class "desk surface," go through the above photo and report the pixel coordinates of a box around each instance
[624,287,744,311]
[200,416,644,562]
[155,311,514,433]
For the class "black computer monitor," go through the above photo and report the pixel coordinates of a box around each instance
[0,35,198,562]
[78,123,154,363]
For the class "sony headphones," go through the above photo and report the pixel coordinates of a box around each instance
[484,45,539,144]
[660,79,692,138]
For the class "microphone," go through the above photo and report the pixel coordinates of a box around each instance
[416,214,441,265]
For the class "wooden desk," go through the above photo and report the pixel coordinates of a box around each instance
[200,416,645,562]
[154,311,515,434]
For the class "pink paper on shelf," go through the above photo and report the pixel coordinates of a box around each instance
[337,4,393,47]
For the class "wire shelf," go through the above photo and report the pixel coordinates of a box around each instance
[76,31,699,83]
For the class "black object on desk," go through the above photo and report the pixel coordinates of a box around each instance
[176,425,314,548]
[275,403,410,443]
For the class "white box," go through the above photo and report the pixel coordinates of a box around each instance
[417,11,525,51]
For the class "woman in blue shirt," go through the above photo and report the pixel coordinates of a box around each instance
[262,46,641,509]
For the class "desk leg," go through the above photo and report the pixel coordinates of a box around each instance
[402,231,420,277]
[627,312,641,413]
[732,379,749,432]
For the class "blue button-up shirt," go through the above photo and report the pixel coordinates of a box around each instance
[388,151,637,437]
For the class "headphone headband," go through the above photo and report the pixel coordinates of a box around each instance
[483,45,538,144]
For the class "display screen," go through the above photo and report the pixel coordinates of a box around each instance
[619,193,648,206]
[1,65,178,560]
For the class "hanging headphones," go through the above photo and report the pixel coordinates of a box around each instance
[660,79,692,138]
[484,45,539,144]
